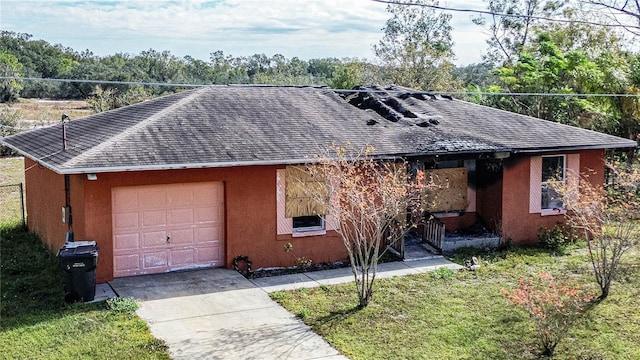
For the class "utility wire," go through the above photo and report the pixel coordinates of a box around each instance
[0,76,205,88]
[3,76,640,98]
[370,0,638,29]
[338,89,640,98]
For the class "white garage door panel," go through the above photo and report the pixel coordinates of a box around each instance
[143,252,168,269]
[139,189,166,209]
[197,246,220,262]
[143,231,167,248]
[195,226,220,243]
[112,191,139,210]
[170,229,194,245]
[113,182,225,277]
[169,208,194,225]
[171,188,194,206]
[113,212,139,229]
[114,233,140,250]
[171,248,195,266]
[142,210,167,227]
[195,206,221,223]
[115,254,140,272]
[194,186,220,204]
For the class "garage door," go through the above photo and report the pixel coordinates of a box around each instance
[112,182,224,277]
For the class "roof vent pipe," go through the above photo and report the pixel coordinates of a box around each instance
[61,113,69,151]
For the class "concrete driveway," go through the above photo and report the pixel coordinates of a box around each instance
[110,268,347,360]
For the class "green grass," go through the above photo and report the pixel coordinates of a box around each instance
[273,246,640,359]
[0,225,171,360]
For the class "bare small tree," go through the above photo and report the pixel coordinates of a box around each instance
[551,163,640,300]
[586,0,640,35]
[301,145,427,308]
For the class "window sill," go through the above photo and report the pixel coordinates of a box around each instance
[541,208,566,216]
[433,211,464,218]
[292,229,327,238]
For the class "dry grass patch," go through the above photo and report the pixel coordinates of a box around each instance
[0,157,26,225]
[7,98,92,122]
[0,157,25,185]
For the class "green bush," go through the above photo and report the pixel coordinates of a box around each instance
[538,223,576,251]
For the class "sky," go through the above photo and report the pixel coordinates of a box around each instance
[0,0,490,65]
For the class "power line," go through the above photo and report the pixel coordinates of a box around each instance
[0,76,205,88]
[340,89,640,98]
[3,76,640,97]
[370,0,638,29]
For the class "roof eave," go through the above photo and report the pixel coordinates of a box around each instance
[7,141,636,175]
[42,158,325,175]
[512,142,637,154]
[0,142,68,174]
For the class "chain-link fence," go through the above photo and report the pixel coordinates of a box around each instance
[0,183,25,227]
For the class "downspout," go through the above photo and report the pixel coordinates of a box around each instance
[62,114,73,242]
[64,174,72,234]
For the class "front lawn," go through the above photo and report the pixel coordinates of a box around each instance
[273,246,640,359]
[0,225,170,360]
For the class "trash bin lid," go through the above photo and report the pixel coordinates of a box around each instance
[63,240,96,248]
[58,241,98,258]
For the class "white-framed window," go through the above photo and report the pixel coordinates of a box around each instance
[541,155,566,210]
[529,154,579,216]
[293,215,325,233]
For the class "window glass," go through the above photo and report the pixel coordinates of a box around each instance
[293,215,324,232]
[542,156,565,182]
[541,156,565,209]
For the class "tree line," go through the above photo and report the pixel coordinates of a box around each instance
[0,31,380,101]
[1,0,639,154]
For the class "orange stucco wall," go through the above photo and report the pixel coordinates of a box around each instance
[24,158,71,252]
[501,150,605,244]
[23,149,606,282]
[48,165,346,283]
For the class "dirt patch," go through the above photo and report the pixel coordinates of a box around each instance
[247,260,351,279]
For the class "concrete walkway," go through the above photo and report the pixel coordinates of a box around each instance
[109,257,461,360]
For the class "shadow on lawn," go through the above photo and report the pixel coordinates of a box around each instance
[0,225,100,330]
[314,305,360,328]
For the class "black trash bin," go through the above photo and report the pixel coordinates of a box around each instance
[57,241,98,303]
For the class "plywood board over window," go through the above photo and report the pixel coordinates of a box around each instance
[423,168,468,212]
[285,166,328,218]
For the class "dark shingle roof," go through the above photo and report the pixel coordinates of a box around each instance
[1,85,635,174]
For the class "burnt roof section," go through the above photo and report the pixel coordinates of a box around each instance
[339,85,637,154]
[1,85,635,174]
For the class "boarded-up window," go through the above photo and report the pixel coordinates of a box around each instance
[285,166,328,218]
[423,168,468,212]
